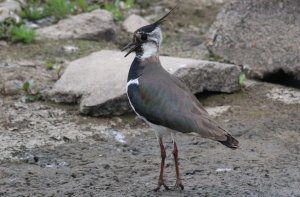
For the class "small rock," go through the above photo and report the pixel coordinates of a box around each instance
[216,168,233,172]
[25,21,40,29]
[62,45,79,53]
[122,14,149,33]
[0,0,21,11]
[112,117,123,124]
[36,9,116,41]
[266,87,300,104]
[205,106,231,117]
[103,164,110,169]
[0,0,22,22]
[3,80,22,95]
[0,41,8,47]
[36,17,56,27]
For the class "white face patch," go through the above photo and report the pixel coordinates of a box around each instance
[140,42,158,59]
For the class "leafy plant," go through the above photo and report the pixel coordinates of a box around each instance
[22,80,43,102]
[0,18,17,40]
[19,3,45,21]
[103,0,124,21]
[125,0,134,8]
[239,73,246,88]
[0,23,5,39]
[11,25,36,43]
[76,0,88,12]
[44,0,74,20]
[55,65,64,79]
[45,62,55,70]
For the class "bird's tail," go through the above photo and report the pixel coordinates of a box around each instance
[218,133,239,149]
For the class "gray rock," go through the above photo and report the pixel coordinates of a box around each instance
[206,0,300,80]
[122,14,149,33]
[36,9,116,41]
[0,0,21,22]
[0,0,21,10]
[47,50,240,117]
[3,80,22,96]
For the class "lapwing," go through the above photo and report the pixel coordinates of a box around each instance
[122,6,239,191]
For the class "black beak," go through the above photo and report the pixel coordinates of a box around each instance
[122,42,139,57]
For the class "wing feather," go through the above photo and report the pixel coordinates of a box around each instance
[128,73,229,142]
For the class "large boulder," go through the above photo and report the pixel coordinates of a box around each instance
[47,50,241,117]
[36,9,116,41]
[206,0,300,80]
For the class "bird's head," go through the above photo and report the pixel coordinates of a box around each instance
[122,6,177,59]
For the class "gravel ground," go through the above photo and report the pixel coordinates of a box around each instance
[0,82,299,197]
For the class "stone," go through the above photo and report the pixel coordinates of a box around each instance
[62,45,79,53]
[0,0,21,11]
[206,0,300,80]
[122,14,149,33]
[0,0,21,22]
[3,80,23,96]
[47,50,240,117]
[205,106,231,117]
[266,87,300,105]
[36,9,116,41]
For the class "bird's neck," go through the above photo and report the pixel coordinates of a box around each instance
[127,55,161,82]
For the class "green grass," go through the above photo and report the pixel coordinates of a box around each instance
[44,0,74,20]
[76,0,88,12]
[125,0,134,8]
[11,25,37,43]
[22,80,43,102]
[102,0,135,21]
[239,73,246,88]
[19,2,45,21]
[103,1,124,21]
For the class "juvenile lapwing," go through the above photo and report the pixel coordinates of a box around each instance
[122,6,239,191]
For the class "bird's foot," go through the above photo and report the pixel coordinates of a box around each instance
[174,179,184,190]
[153,180,170,192]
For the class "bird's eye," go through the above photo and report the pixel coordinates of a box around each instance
[141,34,147,41]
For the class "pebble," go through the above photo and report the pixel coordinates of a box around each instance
[3,80,22,96]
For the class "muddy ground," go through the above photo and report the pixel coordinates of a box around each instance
[0,1,300,197]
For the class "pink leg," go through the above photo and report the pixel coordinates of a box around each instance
[154,138,170,191]
[172,142,184,190]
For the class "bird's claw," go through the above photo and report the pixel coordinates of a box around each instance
[153,181,170,192]
[174,180,184,190]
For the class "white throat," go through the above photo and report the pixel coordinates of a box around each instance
[140,42,159,59]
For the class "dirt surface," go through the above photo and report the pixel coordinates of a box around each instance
[0,1,300,197]
[1,82,300,197]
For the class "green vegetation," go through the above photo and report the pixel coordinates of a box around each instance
[11,25,36,43]
[103,0,124,21]
[125,0,135,8]
[0,18,36,43]
[22,80,43,102]
[239,73,246,88]
[76,0,89,12]
[44,0,74,20]
[45,61,65,79]
[103,0,135,21]
[19,2,45,21]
